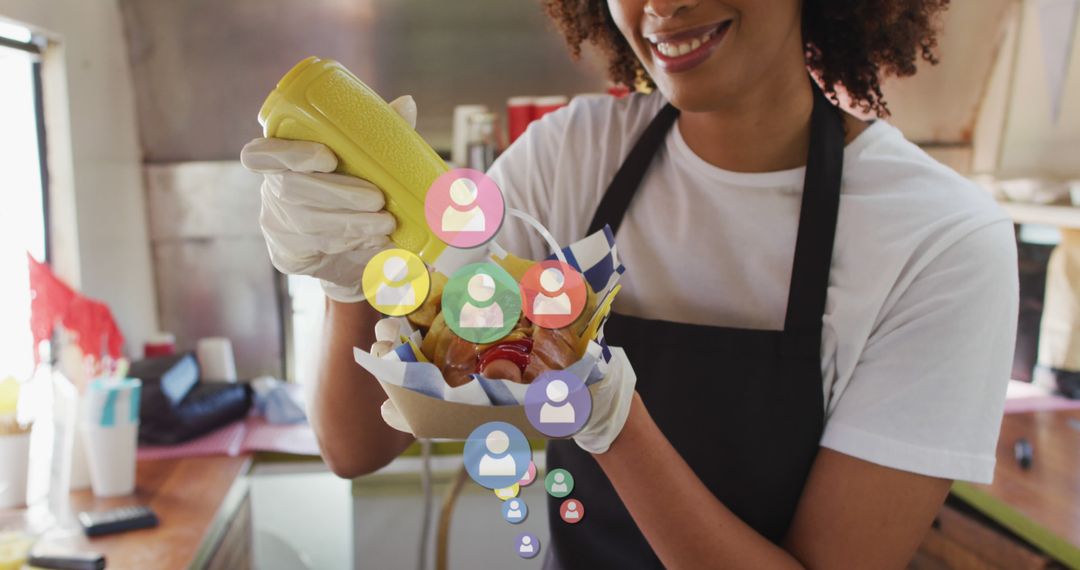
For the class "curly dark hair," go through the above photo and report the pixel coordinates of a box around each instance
[541,0,949,117]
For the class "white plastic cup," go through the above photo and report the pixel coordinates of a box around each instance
[81,422,138,498]
[0,431,32,508]
[81,377,142,498]
[196,337,238,382]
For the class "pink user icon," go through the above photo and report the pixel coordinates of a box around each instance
[424,168,505,249]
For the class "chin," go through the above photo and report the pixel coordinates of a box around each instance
[649,67,744,113]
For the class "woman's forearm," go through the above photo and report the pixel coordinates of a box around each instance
[593,393,803,570]
[310,299,414,477]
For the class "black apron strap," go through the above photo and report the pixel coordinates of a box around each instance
[586,103,679,236]
[555,82,846,569]
[782,87,845,339]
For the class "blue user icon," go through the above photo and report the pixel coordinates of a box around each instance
[502,498,528,524]
[463,422,531,489]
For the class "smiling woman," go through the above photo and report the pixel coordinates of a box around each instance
[240,0,1019,568]
[476,1,1017,569]
[543,0,949,116]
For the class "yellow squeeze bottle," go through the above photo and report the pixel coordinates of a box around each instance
[258,56,450,267]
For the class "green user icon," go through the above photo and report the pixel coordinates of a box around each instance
[442,262,522,344]
[545,469,574,498]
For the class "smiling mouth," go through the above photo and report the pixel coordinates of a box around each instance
[644,20,733,72]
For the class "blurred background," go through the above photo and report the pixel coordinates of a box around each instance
[0,0,1079,569]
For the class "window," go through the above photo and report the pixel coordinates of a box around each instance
[0,22,48,380]
[285,274,326,386]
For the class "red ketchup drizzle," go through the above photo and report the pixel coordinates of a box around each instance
[477,338,534,375]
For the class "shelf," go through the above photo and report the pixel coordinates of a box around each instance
[998,201,1080,230]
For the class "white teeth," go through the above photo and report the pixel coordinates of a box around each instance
[651,27,717,58]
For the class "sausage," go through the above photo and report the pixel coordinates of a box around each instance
[481,359,523,383]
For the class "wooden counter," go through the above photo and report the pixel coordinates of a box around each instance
[37,454,253,569]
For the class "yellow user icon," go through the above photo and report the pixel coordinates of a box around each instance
[361,249,431,317]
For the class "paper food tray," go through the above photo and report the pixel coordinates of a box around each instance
[353,226,625,439]
[377,380,607,440]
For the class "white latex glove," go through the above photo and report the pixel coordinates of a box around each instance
[370,317,414,433]
[380,398,413,434]
[240,95,418,302]
[572,347,637,454]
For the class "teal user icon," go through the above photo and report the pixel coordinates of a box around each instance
[545,468,574,498]
[442,262,522,344]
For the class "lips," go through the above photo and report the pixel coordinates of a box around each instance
[645,20,733,73]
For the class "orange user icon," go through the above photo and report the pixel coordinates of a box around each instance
[520,260,587,329]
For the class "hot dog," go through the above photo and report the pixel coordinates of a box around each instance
[406,255,596,386]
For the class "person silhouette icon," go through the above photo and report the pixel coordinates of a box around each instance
[464,422,530,489]
[373,255,416,307]
[502,496,529,523]
[477,429,517,476]
[560,498,584,523]
[532,266,572,316]
[361,249,431,317]
[539,380,576,424]
[426,169,505,249]
[518,535,535,555]
[520,261,586,329]
[441,177,485,232]
[445,263,522,344]
[459,273,504,329]
[550,472,568,494]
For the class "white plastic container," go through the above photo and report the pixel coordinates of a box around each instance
[0,430,31,508]
[452,104,489,167]
[68,410,93,491]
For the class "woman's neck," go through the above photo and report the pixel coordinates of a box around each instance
[677,72,815,173]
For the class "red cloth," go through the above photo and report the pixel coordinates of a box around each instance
[27,254,124,367]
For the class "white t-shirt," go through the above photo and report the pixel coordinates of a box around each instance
[487,92,1019,484]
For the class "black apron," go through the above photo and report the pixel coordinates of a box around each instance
[544,84,845,569]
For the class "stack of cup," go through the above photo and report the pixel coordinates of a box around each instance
[80,378,142,497]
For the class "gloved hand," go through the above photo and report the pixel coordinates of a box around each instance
[240,95,418,302]
[570,347,637,454]
[375,323,638,455]
[371,317,418,433]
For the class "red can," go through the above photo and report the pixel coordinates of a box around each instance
[144,332,176,358]
[507,96,536,144]
[533,95,569,120]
